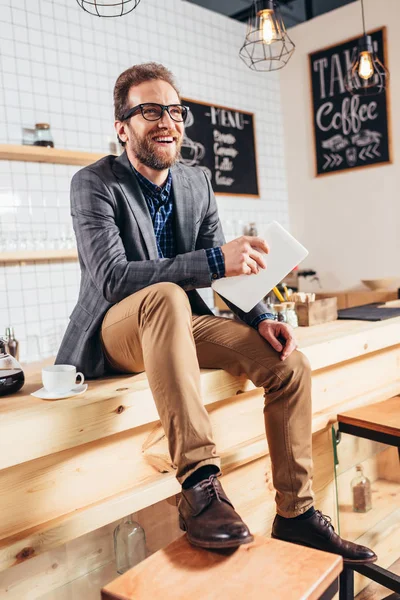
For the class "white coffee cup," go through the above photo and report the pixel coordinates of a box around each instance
[42,365,85,393]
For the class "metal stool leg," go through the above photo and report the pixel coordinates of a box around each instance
[340,568,354,600]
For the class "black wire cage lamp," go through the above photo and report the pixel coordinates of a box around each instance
[344,0,389,96]
[76,0,141,17]
[239,0,295,72]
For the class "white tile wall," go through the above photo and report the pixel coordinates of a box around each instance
[0,0,289,363]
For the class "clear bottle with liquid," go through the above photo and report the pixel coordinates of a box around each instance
[351,464,372,513]
[0,337,25,397]
[113,515,147,574]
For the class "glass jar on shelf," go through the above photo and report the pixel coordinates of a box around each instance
[351,464,372,513]
[33,123,54,148]
[113,515,147,574]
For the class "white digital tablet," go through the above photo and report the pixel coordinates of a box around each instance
[211,221,308,313]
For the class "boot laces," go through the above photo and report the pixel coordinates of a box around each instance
[315,510,335,532]
[202,475,221,502]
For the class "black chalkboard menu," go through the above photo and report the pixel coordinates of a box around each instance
[180,98,259,196]
[309,27,391,176]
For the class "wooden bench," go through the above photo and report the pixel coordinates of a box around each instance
[337,397,400,598]
[101,534,342,600]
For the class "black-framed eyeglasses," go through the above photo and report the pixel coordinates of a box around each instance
[120,103,190,123]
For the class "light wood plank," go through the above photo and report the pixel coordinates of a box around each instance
[298,317,400,371]
[101,535,342,600]
[4,318,400,473]
[338,396,400,438]
[311,346,400,415]
[0,144,108,166]
[0,249,78,264]
[0,369,254,471]
[0,498,182,600]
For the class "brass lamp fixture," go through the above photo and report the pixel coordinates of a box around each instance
[344,0,389,96]
[239,0,295,72]
[76,0,141,17]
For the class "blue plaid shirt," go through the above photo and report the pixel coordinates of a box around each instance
[132,165,273,328]
[132,165,225,277]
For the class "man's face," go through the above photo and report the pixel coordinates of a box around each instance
[116,79,184,170]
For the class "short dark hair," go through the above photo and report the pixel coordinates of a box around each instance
[113,62,180,121]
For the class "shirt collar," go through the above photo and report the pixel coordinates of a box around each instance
[130,162,172,199]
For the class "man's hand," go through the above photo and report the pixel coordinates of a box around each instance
[221,236,270,277]
[257,320,298,361]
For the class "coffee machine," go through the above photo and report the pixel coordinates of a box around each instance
[0,337,25,396]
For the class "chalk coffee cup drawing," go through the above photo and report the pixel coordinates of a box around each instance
[42,365,85,393]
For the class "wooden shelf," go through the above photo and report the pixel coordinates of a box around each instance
[0,249,78,263]
[0,144,109,166]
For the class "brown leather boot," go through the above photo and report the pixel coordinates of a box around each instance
[272,510,377,565]
[178,475,254,549]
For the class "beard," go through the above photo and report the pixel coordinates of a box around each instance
[127,126,183,170]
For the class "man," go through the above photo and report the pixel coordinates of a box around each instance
[57,62,376,562]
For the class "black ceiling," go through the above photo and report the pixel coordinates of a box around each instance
[184,0,358,29]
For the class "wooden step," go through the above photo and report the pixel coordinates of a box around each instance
[0,427,336,575]
[100,534,342,600]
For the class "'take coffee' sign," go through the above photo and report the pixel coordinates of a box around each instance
[309,28,391,176]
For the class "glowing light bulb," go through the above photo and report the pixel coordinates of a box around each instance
[260,9,277,44]
[358,51,374,80]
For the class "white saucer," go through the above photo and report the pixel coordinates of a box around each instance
[31,384,88,400]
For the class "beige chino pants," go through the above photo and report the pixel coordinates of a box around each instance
[101,282,314,517]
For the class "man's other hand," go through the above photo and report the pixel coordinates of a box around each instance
[257,320,298,361]
[221,236,270,276]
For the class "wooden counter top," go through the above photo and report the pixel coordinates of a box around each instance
[2,317,400,473]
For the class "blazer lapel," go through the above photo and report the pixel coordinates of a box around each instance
[112,151,158,259]
[171,165,195,254]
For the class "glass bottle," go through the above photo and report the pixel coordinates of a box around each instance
[33,123,54,148]
[0,337,25,397]
[281,302,298,328]
[113,515,147,574]
[351,464,372,513]
[5,327,19,361]
[248,222,258,236]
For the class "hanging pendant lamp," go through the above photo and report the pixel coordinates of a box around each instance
[76,0,141,18]
[344,0,389,96]
[239,0,295,72]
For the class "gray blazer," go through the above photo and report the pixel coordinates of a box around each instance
[56,151,269,378]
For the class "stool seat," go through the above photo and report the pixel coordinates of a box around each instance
[101,534,342,600]
[338,396,400,445]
